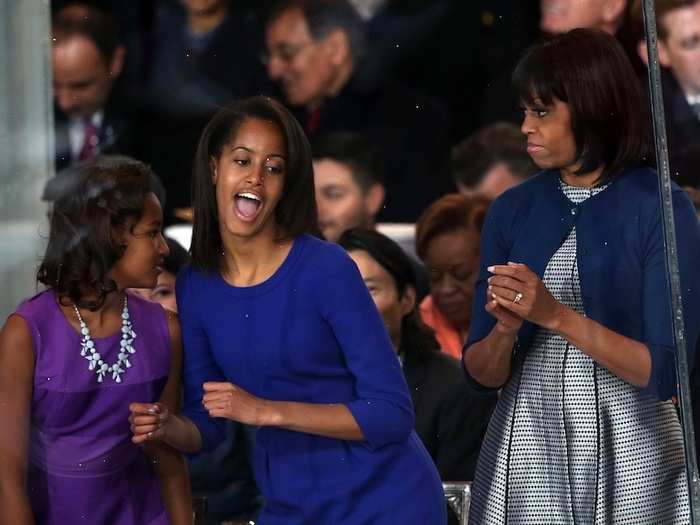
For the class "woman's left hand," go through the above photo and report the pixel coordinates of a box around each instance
[487,262,567,330]
[202,382,276,426]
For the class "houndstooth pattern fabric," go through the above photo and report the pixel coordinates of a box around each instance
[468,182,689,524]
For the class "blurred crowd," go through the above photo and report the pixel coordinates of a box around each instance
[44,0,700,523]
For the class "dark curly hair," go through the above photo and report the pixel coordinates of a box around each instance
[338,228,439,358]
[37,155,156,310]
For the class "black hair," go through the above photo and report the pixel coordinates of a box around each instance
[451,122,537,189]
[37,155,156,310]
[163,238,191,276]
[51,2,121,64]
[338,228,439,357]
[190,96,318,271]
[312,132,384,191]
[513,28,651,184]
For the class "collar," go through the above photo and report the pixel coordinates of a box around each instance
[686,93,700,106]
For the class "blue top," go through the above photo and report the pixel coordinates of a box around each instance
[176,234,445,525]
[465,166,700,401]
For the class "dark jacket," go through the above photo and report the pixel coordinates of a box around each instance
[54,92,141,172]
[403,349,496,481]
[295,75,454,223]
[663,73,700,188]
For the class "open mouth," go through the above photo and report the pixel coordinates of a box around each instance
[234,191,263,222]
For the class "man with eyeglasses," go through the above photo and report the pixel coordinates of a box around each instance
[264,0,454,223]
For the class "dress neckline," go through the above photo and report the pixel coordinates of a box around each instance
[214,234,307,298]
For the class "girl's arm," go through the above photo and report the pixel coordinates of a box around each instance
[202,382,364,441]
[0,316,36,525]
[142,312,192,525]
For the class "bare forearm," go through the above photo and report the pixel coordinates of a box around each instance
[265,401,365,441]
[464,328,517,388]
[163,415,203,454]
[145,444,192,525]
[0,484,34,524]
[552,306,651,388]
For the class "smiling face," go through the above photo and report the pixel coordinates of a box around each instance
[212,118,287,241]
[424,229,480,333]
[348,249,413,350]
[521,97,579,174]
[108,192,169,290]
[659,2,700,97]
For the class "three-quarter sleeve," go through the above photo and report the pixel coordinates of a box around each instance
[463,194,514,392]
[176,267,227,453]
[315,253,415,450]
[640,190,700,400]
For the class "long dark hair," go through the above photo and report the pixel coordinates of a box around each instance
[513,28,651,184]
[190,96,318,271]
[37,155,155,310]
[338,228,439,357]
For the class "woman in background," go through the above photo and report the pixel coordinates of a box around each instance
[339,227,496,482]
[415,193,491,359]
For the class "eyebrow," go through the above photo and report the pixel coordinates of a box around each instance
[231,146,287,160]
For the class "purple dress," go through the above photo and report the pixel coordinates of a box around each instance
[13,290,171,525]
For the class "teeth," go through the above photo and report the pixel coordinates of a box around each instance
[237,192,261,201]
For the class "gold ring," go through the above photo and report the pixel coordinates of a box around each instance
[513,292,523,304]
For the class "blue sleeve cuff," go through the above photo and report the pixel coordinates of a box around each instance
[640,343,677,401]
[345,398,414,451]
[183,405,227,455]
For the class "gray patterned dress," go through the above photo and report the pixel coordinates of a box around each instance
[469,182,690,524]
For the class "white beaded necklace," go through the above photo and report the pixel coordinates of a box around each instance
[73,296,136,383]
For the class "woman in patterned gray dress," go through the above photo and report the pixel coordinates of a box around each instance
[464,29,700,524]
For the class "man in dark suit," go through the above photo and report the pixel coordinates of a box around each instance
[635,0,700,187]
[264,0,454,223]
[51,3,138,172]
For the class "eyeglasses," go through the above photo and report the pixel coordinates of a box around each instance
[260,41,314,66]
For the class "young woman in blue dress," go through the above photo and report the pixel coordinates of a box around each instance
[130,96,446,525]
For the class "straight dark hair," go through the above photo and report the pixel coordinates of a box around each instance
[37,155,155,310]
[190,96,318,272]
[513,28,651,184]
[338,228,439,358]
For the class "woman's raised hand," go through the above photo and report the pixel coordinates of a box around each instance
[487,262,566,331]
[129,402,169,444]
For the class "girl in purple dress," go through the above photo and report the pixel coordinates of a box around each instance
[0,156,191,524]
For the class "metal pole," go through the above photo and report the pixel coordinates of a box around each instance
[642,1,700,521]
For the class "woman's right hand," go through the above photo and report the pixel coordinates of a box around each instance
[485,294,524,335]
[129,402,169,444]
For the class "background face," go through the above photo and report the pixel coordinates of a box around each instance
[349,249,406,349]
[424,229,480,331]
[52,36,117,118]
[659,3,700,96]
[313,158,371,242]
[540,0,606,34]
[265,7,338,108]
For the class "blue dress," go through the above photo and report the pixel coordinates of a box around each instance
[176,235,446,525]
